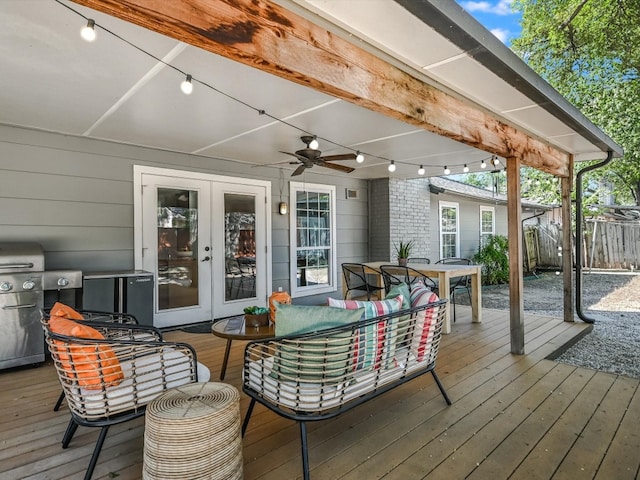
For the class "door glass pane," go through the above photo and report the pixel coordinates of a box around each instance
[224,193,256,301]
[157,188,199,310]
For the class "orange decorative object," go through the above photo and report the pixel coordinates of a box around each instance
[268,289,291,322]
[49,301,84,320]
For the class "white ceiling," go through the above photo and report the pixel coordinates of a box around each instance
[0,0,617,180]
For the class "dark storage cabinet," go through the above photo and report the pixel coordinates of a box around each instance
[83,270,154,326]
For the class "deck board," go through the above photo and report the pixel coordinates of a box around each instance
[1,307,637,480]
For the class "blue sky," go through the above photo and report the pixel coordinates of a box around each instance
[456,0,522,45]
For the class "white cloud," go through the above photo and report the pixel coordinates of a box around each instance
[461,0,515,15]
[490,28,510,43]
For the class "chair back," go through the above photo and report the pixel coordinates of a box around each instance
[435,257,473,289]
[379,264,437,292]
[341,263,367,289]
[408,257,430,264]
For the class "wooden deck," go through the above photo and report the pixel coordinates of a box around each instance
[2,308,639,480]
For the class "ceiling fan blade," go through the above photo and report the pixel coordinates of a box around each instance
[291,164,307,176]
[316,161,355,173]
[320,153,357,162]
[279,150,308,162]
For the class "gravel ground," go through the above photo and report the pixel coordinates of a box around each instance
[455,271,640,379]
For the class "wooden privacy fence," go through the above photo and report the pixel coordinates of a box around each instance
[523,220,640,272]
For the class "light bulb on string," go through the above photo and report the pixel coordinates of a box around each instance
[356,151,364,163]
[463,164,469,173]
[181,74,193,95]
[443,166,450,175]
[481,159,487,169]
[388,160,396,172]
[418,165,425,176]
[81,19,96,42]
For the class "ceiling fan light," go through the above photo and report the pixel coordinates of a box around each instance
[309,137,319,150]
[81,19,96,42]
[181,74,193,95]
[418,165,425,175]
[356,151,364,163]
[388,161,396,172]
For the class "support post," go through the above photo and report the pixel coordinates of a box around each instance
[561,156,574,322]
[506,157,525,354]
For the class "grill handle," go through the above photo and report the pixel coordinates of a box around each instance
[3,303,37,310]
[0,263,34,269]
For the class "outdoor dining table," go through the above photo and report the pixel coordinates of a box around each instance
[354,261,483,334]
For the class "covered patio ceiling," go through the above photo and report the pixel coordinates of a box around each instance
[0,0,621,180]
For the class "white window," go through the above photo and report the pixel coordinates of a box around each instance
[439,201,459,258]
[289,182,337,297]
[480,206,495,248]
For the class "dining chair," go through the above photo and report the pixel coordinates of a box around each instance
[42,309,210,480]
[379,264,438,294]
[435,257,473,322]
[408,257,431,264]
[341,263,385,300]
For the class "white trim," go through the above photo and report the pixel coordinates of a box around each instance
[438,200,460,258]
[289,181,337,298]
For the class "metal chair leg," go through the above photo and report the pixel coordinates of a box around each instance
[431,370,452,405]
[62,419,79,448]
[300,421,310,480]
[242,398,256,436]
[53,391,65,411]
[84,426,109,480]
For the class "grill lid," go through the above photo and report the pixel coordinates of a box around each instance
[0,242,45,272]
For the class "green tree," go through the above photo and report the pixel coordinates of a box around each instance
[512,0,640,205]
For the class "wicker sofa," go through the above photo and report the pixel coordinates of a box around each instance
[241,286,451,480]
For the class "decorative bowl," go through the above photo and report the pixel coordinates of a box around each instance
[245,313,269,327]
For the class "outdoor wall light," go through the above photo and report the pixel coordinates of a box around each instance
[279,201,288,215]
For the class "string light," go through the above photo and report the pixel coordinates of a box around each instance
[492,156,500,166]
[80,19,96,42]
[63,4,508,179]
[180,74,193,95]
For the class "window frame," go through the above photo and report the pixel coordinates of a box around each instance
[479,205,495,248]
[289,181,337,298]
[439,201,460,259]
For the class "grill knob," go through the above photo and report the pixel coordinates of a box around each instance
[22,280,36,290]
[0,281,12,292]
[57,277,70,287]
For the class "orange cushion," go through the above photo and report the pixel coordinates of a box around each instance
[49,316,124,390]
[50,302,84,320]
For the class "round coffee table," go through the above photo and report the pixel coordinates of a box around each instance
[212,316,275,380]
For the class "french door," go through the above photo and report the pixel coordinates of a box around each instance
[136,167,270,328]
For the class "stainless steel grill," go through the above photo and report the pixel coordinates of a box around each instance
[0,242,82,370]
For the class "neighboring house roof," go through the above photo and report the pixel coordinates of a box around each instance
[429,176,551,211]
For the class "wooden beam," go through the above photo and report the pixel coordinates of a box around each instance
[71,0,569,176]
[562,156,575,322]
[506,157,524,354]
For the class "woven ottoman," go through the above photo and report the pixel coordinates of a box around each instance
[143,382,243,479]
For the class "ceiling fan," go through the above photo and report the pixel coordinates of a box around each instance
[279,135,357,176]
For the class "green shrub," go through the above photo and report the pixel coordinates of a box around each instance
[473,235,509,285]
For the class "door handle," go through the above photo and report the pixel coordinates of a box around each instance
[202,256,211,262]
